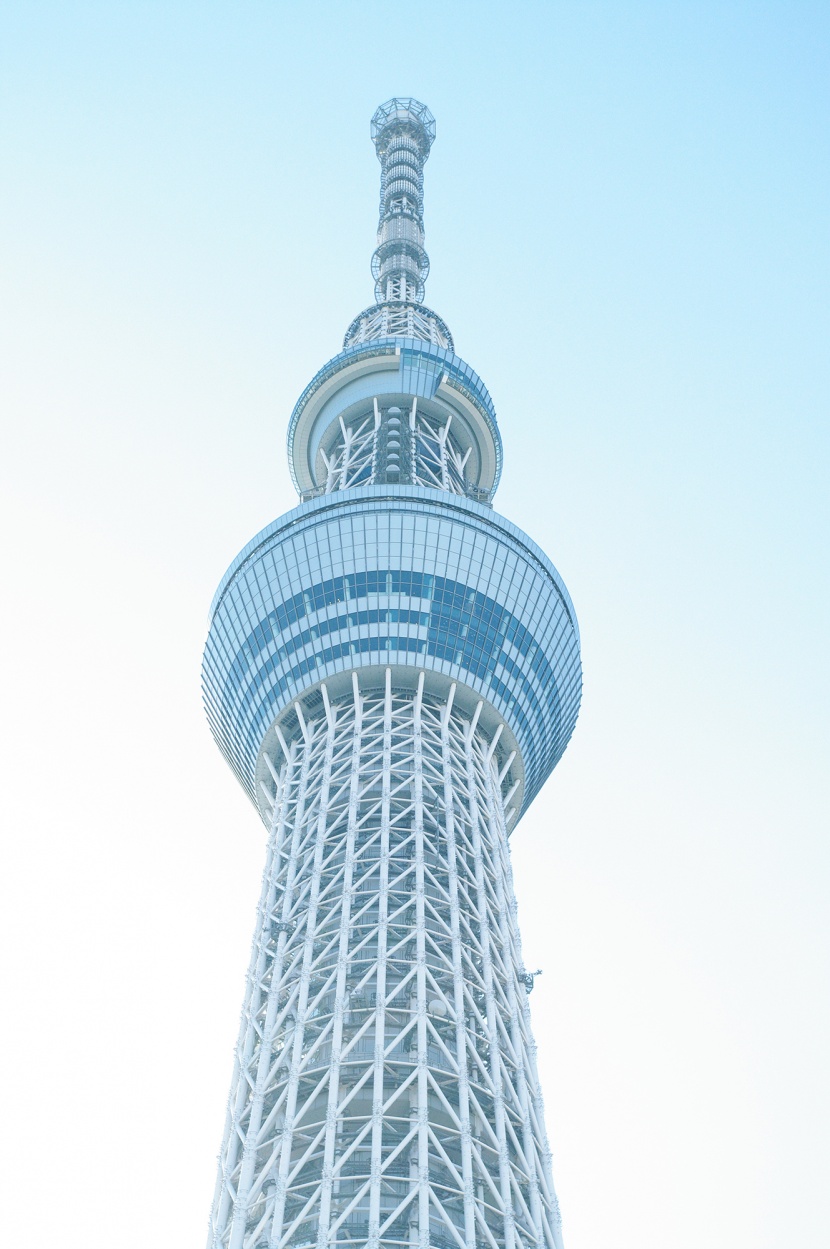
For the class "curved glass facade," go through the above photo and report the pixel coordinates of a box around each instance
[203,486,581,817]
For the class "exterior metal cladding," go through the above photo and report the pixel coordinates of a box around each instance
[204,100,582,1249]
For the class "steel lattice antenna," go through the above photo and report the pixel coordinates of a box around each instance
[344,99,454,352]
[370,98,434,305]
[203,100,582,1249]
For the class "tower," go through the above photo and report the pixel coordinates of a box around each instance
[204,100,582,1249]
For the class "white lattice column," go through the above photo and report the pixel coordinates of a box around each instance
[209,744,298,1245]
[439,688,478,1249]
[208,679,563,1249]
[483,759,564,1249]
[412,681,430,1249]
[316,675,363,1245]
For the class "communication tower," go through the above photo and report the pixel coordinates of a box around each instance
[204,99,582,1249]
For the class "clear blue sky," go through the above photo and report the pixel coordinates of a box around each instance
[1,4,828,1248]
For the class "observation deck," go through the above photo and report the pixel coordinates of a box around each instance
[203,485,581,828]
[286,338,502,503]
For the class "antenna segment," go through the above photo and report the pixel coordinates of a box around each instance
[344,98,454,351]
[370,97,434,305]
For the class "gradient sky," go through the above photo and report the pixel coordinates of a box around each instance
[1,4,828,1247]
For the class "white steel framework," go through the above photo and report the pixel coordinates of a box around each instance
[208,675,563,1249]
[318,401,471,495]
[341,98,454,352]
[343,304,453,353]
[204,95,581,1249]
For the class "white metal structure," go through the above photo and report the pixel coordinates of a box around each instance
[344,303,453,352]
[318,401,471,495]
[341,98,454,353]
[204,99,581,1249]
[209,676,562,1249]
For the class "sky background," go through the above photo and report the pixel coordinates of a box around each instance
[1,3,828,1247]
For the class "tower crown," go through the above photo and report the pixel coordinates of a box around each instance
[289,100,499,504]
[371,97,436,151]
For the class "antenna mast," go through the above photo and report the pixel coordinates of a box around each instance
[344,98,454,350]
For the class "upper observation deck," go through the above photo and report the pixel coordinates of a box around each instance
[287,339,503,504]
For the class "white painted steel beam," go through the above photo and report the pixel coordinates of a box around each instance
[208,680,562,1249]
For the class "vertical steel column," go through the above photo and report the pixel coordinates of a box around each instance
[464,719,516,1249]
[411,677,430,1249]
[269,709,336,1246]
[316,676,363,1246]
[440,689,478,1249]
[210,743,298,1247]
[368,673,393,1245]
[483,754,564,1249]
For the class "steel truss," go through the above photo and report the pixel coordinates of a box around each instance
[338,99,455,352]
[319,400,472,497]
[342,304,453,353]
[209,674,563,1249]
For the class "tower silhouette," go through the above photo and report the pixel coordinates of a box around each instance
[204,99,582,1249]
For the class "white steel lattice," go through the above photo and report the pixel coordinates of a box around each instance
[338,100,456,352]
[209,674,563,1249]
[342,304,453,352]
[319,402,470,496]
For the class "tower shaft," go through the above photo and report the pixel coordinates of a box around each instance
[209,682,562,1249]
